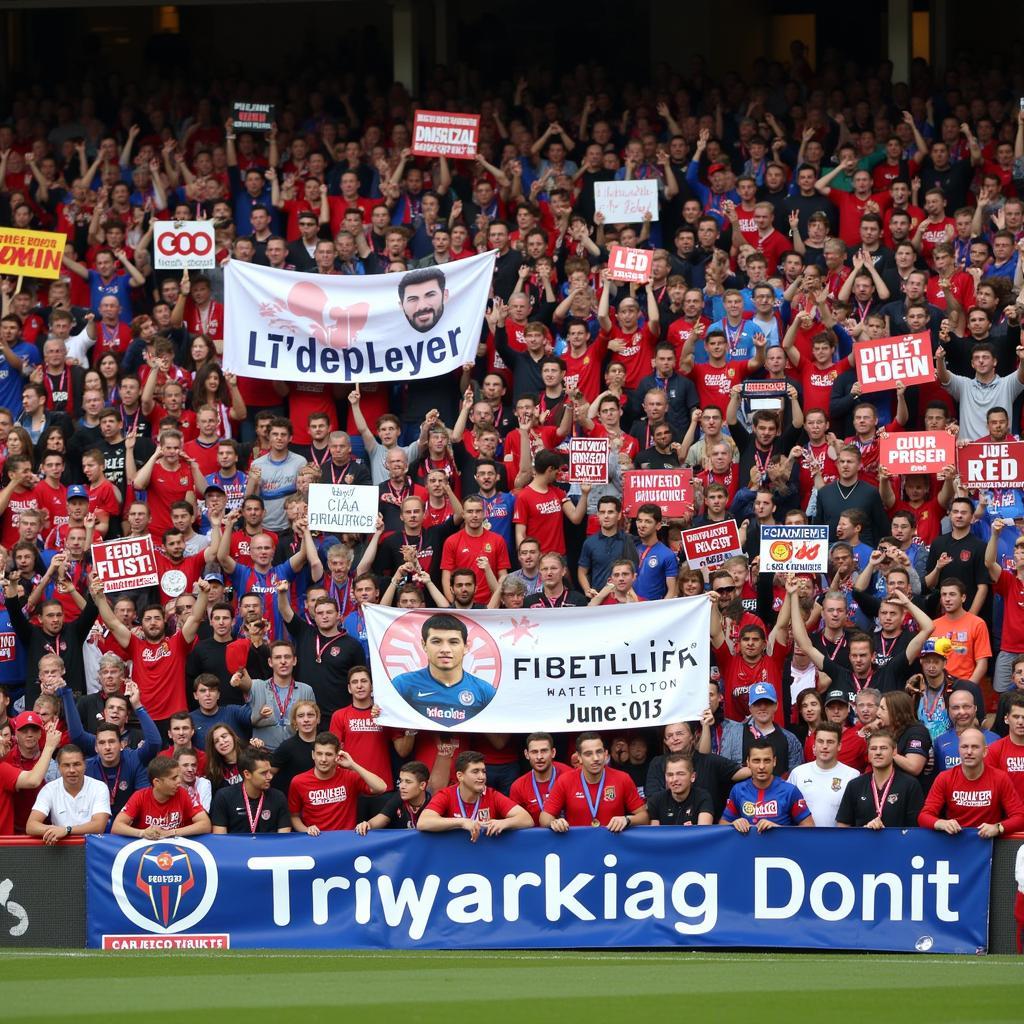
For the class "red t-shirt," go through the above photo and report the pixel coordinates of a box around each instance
[917,218,956,266]
[157,746,208,775]
[987,736,1024,801]
[288,766,370,831]
[441,529,511,604]
[508,763,572,824]
[562,335,609,402]
[91,321,132,364]
[513,484,567,555]
[289,385,339,446]
[542,766,645,826]
[147,406,197,442]
[229,528,279,569]
[1,486,40,548]
[0,761,22,835]
[35,480,68,533]
[889,497,943,546]
[502,425,561,475]
[145,460,194,540]
[121,785,203,830]
[926,271,975,312]
[918,764,1024,831]
[88,480,121,523]
[154,550,208,604]
[994,572,1024,653]
[183,439,221,478]
[796,442,838,503]
[183,299,224,340]
[803,725,868,772]
[686,361,750,413]
[666,316,711,360]
[712,640,790,725]
[601,323,657,391]
[752,228,789,274]
[587,424,639,461]
[328,706,395,790]
[830,189,890,247]
[797,361,843,418]
[125,631,193,721]
[425,784,521,820]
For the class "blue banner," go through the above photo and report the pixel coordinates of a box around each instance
[85,829,991,953]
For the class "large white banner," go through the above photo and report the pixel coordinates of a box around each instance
[223,250,495,384]
[365,598,710,733]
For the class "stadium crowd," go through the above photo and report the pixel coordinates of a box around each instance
[3,48,1024,865]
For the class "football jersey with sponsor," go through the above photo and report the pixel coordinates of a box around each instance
[120,784,203,830]
[424,784,520,820]
[126,632,193,721]
[288,766,370,832]
[987,736,1024,800]
[721,777,811,825]
[328,705,395,789]
[918,763,1024,830]
[542,766,645,826]
[391,667,496,727]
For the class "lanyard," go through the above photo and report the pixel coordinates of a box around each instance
[870,771,895,817]
[581,769,605,825]
[530,770,554,809]
[402,799,424,829]
[243,790,265,834]
[853,670,873,693]
[826,633,846,659]
[921,685,945,719]
[309,445,330,469]
[314,632,336,664]
[328,460,352,483]
[104,761,122,803]
[877,633,899,660]
[455,789,481,820]
[541,589,568,608]
[45,367,70,407]
[270,680,295,723]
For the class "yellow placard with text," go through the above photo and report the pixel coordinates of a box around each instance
[0,227,67,280]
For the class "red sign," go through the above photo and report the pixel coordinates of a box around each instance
[879,431,957,475]
[91,536,159,593]
[606,245,653,284]
[853,332,934,394]
[412,110,481,159]
[622,469,694,517]
[680,519,742,571]
[958,442,1024,490]
[567,437,609,484]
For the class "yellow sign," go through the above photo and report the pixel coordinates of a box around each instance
[0,227,67,280]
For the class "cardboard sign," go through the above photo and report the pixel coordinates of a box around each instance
[879,431,956,475]
[741,379,788,410]
[412,110,481,159]
[0,227,67,280]
[958,442,1024,491]
[759,525,830,574]
[232,101,275,132]
[622,468,693,517]
[307,483,379,533]
[567,437,609,484]
[681,519,742,572]
[853,332,934,394]
[153,221,216,270]
[606,245,653,284]
[594,180,659,223]
[91,536,158,593]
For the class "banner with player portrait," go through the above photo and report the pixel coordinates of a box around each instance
[364,599,710,733]
[223,251,495,384]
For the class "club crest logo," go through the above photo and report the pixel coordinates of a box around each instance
[110,838,218,934]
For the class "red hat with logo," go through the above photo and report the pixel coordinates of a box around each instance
[14,711,44,731]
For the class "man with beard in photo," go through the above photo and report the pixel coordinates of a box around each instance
[399,268,448,333]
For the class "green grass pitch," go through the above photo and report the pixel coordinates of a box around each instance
[3,950,1023,1022]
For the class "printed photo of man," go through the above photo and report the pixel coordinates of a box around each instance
[390,613,495,725]
[399,268,448,333]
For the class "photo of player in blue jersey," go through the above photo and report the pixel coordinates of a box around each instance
[391,613,495,726]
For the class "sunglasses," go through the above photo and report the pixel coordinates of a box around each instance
[714,585,736,595]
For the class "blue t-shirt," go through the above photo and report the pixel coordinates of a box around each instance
[190,705,253,748]
[932,728,999,772]
[634,539,678,601]
[721,777,811,825]
[690,318,764,364]
[342,608,369,661]
[391,667,495,726]
[0,344,40,417]
[87,269,133,320]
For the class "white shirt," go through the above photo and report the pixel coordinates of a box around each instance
[31,775,111,827]
[787,760,860,827]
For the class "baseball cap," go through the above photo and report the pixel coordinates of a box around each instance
[204,483,226,495]
[66,484,89,501]
[921,638,952,658]
[748,682,777,705]
[707,162,727,175]
[202,570,224,584]
[824,688,851,706]
[14,711,44,731]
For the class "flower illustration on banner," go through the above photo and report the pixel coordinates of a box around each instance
[258,281,370,350]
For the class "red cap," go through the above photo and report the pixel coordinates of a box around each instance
[14,711,44,731]
[707,162,727,176]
